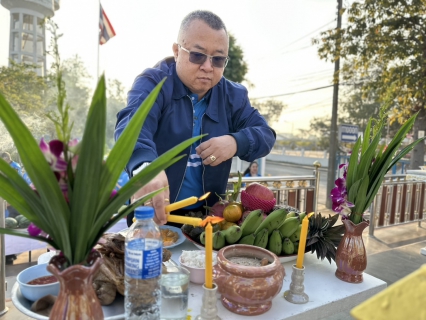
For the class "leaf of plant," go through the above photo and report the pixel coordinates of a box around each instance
[356,126,382,182]
[353,176,369,224]
[346,138,361,189]
[347,179,361,205]
[97,78,167,211]
[0,92,71,256]
[0,228,57,248]
[361,118,372,154]
[69,75,107,264]
[92,135,204,239]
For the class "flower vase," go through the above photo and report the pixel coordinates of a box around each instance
[47,252,104,320]
[335,219,369,284]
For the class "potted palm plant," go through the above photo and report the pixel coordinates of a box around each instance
[330,109,425,283]
[0,74,201,319]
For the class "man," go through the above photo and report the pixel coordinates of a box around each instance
[115,10,276,226]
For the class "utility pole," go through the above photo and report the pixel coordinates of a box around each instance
[326,0,343,209]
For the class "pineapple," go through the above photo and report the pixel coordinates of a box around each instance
[306,213,345,263]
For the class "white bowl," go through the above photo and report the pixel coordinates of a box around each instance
[179,250,217,285]
[17,263,60,301]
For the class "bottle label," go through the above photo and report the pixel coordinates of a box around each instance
[125,238,163,279]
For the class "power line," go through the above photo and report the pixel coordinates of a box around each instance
[279,19,336,52]
[251,85,334,100]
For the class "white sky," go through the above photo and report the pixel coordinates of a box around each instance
[0,0,343,134]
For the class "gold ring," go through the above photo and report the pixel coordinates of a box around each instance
[164,198,170,202]
[209,155,217,162]
[144,201,152,206]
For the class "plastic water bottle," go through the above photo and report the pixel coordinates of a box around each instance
[125,206,163,320]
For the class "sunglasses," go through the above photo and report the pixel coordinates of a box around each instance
[178,44,229,68]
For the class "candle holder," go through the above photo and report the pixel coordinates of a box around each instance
[283,264,309,304]
[195,283,221,320]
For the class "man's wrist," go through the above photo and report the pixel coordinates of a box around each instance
[132,162,150,176]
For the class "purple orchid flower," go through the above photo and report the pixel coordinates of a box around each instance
[330,170,354,217]
[27,222,42,237]
[39,138,68,172]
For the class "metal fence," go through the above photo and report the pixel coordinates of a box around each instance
[369,175,426,236]
[227,162,322,214]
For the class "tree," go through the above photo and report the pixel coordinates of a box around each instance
[0,61,48,113]
[314,1,426,168]
[251,99,286,127]
[56,55,91,138]
[223,33,248,83]
[0,62,51,156]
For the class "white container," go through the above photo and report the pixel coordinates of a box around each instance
[16,263,59,301]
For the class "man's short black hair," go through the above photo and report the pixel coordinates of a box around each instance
[180,10,227,35]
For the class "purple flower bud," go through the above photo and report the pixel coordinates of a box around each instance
[27,223,42,237]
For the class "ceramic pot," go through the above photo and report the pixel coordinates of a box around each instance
[213,244,285,316]
[335,219,369,284]
[47,251,104,320]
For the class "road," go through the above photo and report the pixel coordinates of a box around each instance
[264,160,329,211]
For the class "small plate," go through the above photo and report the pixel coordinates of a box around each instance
[182,233,300,263]
[118,226,185,249]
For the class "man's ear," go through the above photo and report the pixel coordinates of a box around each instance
[172,43,179,61]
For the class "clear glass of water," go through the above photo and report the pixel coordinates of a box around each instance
[160,266,190,320]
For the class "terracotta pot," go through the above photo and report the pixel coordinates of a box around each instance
[213,244,285,316]
[47,252,104,320]
[335,219,369,284]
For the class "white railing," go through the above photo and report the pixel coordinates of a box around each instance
[227,162,322,214]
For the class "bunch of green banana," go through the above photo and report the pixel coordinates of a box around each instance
[198,208,308,256]
[240,209,263,237]
[254,208,288,235]
[222,225,243,244]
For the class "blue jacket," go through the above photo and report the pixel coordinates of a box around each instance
[115,57,276,207]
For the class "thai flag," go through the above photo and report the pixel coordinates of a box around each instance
[99,4,116,45]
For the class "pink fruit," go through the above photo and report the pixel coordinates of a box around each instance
[241,183,276,213]
[244,183,275,200]
[209,199,229,218]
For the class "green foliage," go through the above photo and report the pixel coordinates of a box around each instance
[0,76,202,265]
[223,33,248,83]
[314,0,426,166]
[0,61,48,113]
[345,113,425,224]
[252,99,286,126]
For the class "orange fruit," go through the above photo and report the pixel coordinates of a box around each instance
[219,221,237,230]
[223,204,243,223]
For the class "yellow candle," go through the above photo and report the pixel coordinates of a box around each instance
[296,215,309,269]
[165,196,198,212]
[166,215,202,226]
[205,222,213,288]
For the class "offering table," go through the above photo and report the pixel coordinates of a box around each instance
[12,231,387,320]
[175,240,387,320]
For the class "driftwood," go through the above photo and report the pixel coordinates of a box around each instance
[93,232,172,305]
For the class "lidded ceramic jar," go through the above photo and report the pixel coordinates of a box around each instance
[213,244,285,316]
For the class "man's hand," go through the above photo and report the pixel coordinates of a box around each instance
[131,170,169,225]
[196,135,237,166]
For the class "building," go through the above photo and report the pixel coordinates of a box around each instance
[0,0,60,76]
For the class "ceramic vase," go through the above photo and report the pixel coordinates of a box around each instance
[335,219,369,283]
[213,244,285,316]
[47,252,104,320]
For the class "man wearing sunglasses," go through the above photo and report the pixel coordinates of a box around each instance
[116,10,276,226]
